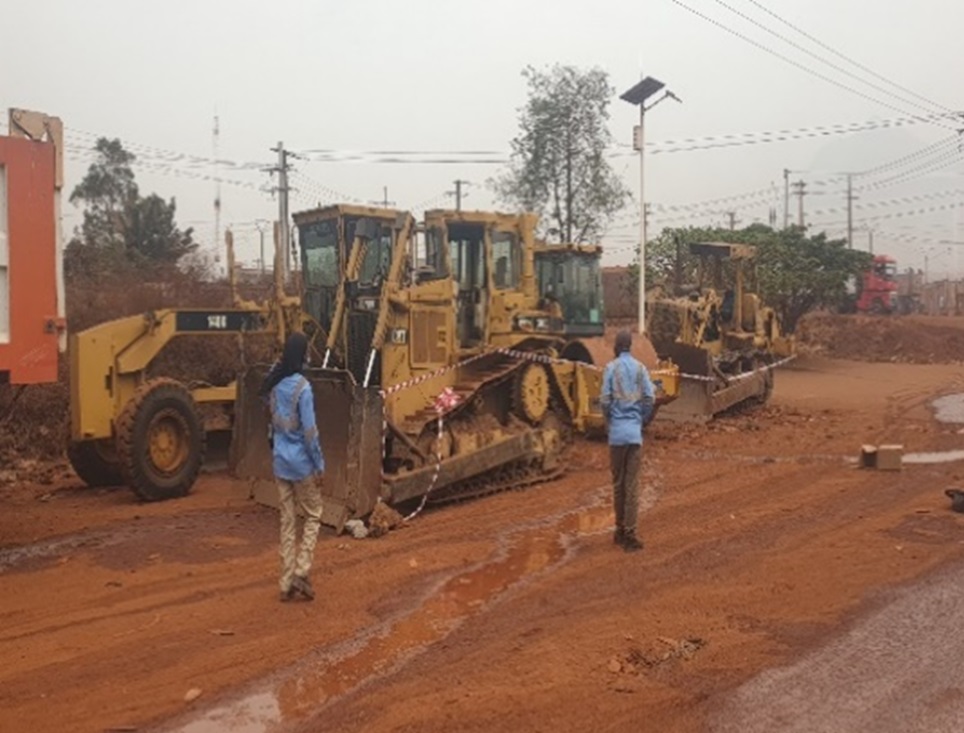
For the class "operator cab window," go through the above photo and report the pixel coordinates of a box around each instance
[491,231,521,290]
[300,219,339,288]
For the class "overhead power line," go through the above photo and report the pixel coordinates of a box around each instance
[668,0,957,130]
[743,0,955,114]
[711,0,946,116]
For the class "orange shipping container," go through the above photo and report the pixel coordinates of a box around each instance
[0,134,61,384]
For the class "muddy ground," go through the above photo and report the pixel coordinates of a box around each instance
[3,349,964,732]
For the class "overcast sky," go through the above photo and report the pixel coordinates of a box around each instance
[3,0,962,274]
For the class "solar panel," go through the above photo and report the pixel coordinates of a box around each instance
[619,77,665,106]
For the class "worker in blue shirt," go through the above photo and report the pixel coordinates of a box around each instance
[260,332,325,601]
[600,330,655,552]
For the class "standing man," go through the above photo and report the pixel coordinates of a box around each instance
[260,332,325,601]
[600,330,655,552]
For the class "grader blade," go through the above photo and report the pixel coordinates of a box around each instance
[229,367,384,532]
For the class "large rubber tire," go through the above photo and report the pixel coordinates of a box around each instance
[67,439,123,488]
[115,379,206,502]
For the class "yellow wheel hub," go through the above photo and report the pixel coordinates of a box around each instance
[518,364,550,424]
[147,410,190,474]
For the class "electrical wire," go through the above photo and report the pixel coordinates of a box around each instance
[712,0,946,116]
[667,0,957,130]
[742,0,956,114]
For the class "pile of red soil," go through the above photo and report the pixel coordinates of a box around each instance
[797,313,964,364]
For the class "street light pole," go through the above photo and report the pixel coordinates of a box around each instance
[638,102,647,333]
[621,76,681,336]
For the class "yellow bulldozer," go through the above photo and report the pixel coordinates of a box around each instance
[646,241,794,421]
[66,203,680,519]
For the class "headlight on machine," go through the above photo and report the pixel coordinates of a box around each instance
[514,315,551,332]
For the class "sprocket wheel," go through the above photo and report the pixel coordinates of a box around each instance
[513,362,551,425]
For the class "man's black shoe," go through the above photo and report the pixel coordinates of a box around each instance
[622,534,643,552]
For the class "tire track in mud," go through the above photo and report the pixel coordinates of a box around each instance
[150,472,665,733]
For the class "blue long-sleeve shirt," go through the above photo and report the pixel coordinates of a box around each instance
[270,374,325,481]
[600,352,655,446]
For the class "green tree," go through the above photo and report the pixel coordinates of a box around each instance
[639,225,872,333]
[492,64,630,243]
[66,138,196,276]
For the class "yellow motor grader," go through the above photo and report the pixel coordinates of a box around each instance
[646,241,794,421]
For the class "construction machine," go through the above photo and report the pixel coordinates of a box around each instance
[65,225,303,500]
[533,241,605,339]
[646,241,793,421]
[65,201,679,512]
[532,239,679,412]
[231,206,679,529]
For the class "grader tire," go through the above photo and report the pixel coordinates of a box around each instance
[67,439,123,488]
[116,379,206,502]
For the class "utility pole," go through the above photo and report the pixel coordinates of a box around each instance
[846,174,858,249]
[768,206,777,228]
[868,228,874,254]
[255,219,268,275]
[370,186,395,208]
[727,211,738,231]
[451,179,470,211]
[783,168,790,229]
[791,179,808,228]
[269,142,291,282]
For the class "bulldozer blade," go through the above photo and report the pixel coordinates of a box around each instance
[229,367,384,532]
[655,342,770,422]
[655,343,714,423]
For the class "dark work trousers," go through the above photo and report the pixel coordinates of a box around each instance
[610,444,642,535]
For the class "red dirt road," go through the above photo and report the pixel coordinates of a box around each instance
[2,356,964,733]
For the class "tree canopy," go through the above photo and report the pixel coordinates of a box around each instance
[65,138,197,277]
[640,224,873,333]
[491,64,630,243]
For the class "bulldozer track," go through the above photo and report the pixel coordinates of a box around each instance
[427,457,566,506]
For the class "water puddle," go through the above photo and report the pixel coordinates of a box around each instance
[158,485,631,733]
[903,450,964,464]
[932,394,964,425]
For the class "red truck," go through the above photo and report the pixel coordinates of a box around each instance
[852,254,898,315]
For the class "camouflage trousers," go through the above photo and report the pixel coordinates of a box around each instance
[277,477,322,593]
[609,444,641,535]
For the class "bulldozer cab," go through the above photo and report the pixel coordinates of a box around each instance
[534,243,605,338]
[425,209,546,352]
[688,241,761,335]
[295,204,413,385]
